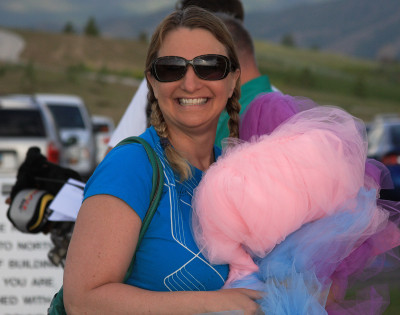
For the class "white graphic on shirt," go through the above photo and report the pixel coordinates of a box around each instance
[153,143,225,291]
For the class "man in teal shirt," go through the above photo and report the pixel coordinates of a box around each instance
[215,14,274,148]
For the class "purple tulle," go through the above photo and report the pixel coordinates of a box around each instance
[365,158,394,190]
[239,92,315,141]
[240,92,400,314]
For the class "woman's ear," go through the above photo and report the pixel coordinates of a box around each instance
[146,71,158,99]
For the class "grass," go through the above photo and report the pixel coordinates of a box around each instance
[0,61,136,124]
[0,28,150,124]
[15,29,148,76]
[254,40,400,121]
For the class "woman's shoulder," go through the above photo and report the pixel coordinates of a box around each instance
[83,128,158,215]
[109,127,159,160]
[86,128,159,189]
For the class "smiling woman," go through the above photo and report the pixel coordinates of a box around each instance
[61,6,263,315]
[145,11,241,180]
[147,28,238,137]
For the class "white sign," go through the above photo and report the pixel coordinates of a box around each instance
[0,176,63,315]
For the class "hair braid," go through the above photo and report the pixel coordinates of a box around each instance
[150,101,192,181]
[149,101,168,138]
[226,84,241,139]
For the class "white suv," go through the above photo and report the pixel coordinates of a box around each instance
[33,94,97,179]
[0,96,65,175]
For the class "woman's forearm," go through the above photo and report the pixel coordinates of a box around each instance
[65,283,261,315]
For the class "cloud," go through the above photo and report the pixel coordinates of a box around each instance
[121,0,175,13]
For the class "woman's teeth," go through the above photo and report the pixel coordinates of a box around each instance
[179,98,207,106]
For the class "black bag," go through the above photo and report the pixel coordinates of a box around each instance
[48,136,164,314]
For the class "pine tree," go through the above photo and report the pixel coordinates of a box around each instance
[84,17,100,37]
[281,33,295,47]
[63,21,76,34]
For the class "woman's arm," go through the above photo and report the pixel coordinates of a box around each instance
[63,195,261,315]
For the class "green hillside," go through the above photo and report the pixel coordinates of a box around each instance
[0,29,147,124]
[0,28,399,125]
[254,40,400,121]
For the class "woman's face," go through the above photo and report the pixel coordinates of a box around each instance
[147,27,239,137]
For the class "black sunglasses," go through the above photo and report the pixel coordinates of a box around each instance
[150,54,234,82]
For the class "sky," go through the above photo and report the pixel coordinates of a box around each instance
[0,0,333,31]
[1,0,331,15]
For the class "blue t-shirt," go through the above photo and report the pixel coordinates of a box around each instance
[84,127,229,291]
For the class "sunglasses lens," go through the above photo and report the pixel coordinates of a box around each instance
[154,57,186,82]
[152,55,230,82]
[194,55,228,80]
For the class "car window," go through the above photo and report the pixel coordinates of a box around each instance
[93,123,110,133]
[47,104,85,129]
[0,109,46,137]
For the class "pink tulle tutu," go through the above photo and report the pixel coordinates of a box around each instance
[192,92,400,314]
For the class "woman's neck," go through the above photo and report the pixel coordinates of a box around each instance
[168,129,215,172]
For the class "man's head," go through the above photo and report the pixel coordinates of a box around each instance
[215,12,260,85]
[215,13,254,59]
[175,0,244,21]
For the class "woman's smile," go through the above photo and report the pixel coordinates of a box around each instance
[178,97,208,106]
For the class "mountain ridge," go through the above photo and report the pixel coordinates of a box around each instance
[245,0,400,60]
[0,0,398,61]
[99,0,400,60]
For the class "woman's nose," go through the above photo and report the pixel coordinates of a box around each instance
[180,65,202,92]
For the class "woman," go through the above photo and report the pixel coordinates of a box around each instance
[63,7,261,315]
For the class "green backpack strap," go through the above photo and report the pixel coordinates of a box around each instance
[116,136,164,282]
[48,136,164,314]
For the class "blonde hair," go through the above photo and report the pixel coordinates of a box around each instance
[146,6,241,181]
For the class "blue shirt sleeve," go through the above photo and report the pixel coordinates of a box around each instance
[83,142,153,221]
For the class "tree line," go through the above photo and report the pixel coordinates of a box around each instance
[63,17,100,37]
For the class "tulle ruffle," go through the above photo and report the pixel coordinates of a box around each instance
[192,92,400,314]
[193,105,368,283]
[225,188,400,314]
